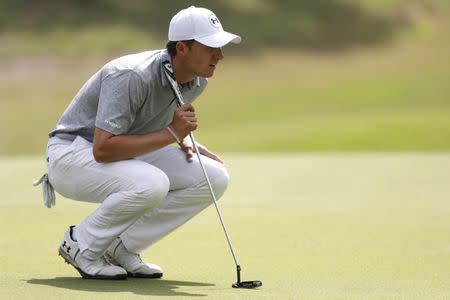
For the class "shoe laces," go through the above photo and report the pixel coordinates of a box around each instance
[101,256,111,266]
[91,256,112,268]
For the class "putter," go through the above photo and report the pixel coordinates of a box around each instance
[163,61,262,289]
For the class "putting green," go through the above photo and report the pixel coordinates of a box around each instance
[1,153,449,299]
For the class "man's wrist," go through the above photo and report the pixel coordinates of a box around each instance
[166,126,181,144]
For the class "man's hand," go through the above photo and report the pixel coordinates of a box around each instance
[180,138,223,164]
[169,104,197,141]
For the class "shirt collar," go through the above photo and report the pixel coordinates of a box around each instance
[160,49,201,89]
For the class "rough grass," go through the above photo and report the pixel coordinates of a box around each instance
[0,5,449,154]
[1,154,450,299]
[1,23,449,154]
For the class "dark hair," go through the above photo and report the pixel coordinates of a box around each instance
[166,40,195,57]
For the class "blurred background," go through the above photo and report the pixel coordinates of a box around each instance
[1,0,449,154]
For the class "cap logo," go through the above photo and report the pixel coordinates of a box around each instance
[209,14,221,28]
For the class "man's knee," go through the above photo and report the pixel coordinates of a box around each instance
[209,165,229,200]
[135,172,170,208]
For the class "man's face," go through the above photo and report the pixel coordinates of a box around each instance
[181,41,224,78]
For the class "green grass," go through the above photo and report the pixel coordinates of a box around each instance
[1,154,450,299]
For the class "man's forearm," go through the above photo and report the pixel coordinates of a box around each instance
[93,127,177,163]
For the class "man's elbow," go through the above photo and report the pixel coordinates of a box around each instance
[93,147,111,163]
[93,128,117,163]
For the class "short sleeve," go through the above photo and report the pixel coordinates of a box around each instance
[95,71,147,135]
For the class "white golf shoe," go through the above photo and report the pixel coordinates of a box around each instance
[58,226,127,280]
[105,238,163,278]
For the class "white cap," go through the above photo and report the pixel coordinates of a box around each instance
[168,6,241,48]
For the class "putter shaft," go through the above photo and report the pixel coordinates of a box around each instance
[185,120,241,269]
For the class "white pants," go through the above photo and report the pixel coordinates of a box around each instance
[47,136,229,259]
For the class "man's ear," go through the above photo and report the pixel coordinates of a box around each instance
[176,41,188,57]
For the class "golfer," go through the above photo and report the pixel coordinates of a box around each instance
[34,6,241,279]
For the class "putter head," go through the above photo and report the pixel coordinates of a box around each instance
[232,280,262,289]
